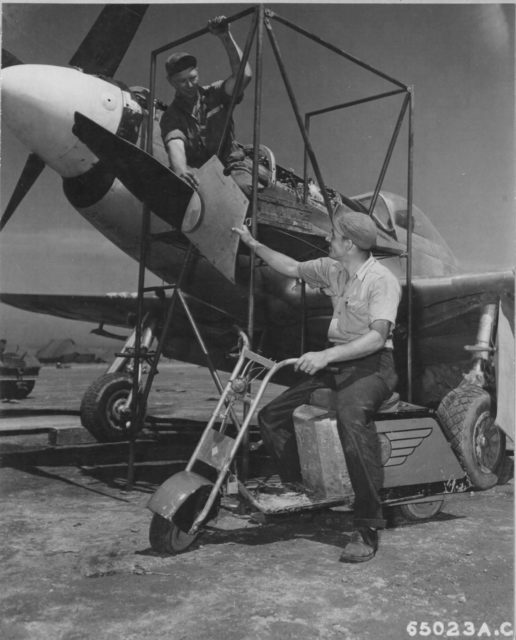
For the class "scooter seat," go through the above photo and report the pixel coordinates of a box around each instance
[378,392,401,412]
[309,388,400,413]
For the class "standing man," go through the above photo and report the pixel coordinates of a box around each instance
[233,207,401,563]
[160,15,253,193]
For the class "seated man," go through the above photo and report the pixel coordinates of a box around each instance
[160,15,254,195]
[233,207,401,563]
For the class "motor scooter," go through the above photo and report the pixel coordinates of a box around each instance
[147,332,501,554]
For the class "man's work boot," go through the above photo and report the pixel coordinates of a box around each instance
[339,527,378,563]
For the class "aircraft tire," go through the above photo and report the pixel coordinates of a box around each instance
[80,372,134,442]
[436,383,506,490]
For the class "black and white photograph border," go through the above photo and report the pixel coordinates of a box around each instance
[0,3,514,640]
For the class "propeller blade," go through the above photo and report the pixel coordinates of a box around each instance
[0,153,45,231]
[2,48,23,68]
[73,112,193,229]
[69,4,148,77]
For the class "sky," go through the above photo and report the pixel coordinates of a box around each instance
[1,2,514,349]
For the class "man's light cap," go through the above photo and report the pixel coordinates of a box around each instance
[333,206,377,250]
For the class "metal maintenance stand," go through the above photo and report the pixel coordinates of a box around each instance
[125,5,415,488]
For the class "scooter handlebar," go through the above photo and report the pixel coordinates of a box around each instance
[236,328,251,352]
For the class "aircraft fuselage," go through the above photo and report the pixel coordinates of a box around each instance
[4,63,475,384]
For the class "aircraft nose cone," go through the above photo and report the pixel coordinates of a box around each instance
[2,64,125,177]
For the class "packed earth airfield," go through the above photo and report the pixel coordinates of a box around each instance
[0,363,514,640]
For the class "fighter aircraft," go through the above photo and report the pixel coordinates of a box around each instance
[1,5,513,489]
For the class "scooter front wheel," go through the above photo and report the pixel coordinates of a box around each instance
[392,499,444,522]
[149,514,200,554]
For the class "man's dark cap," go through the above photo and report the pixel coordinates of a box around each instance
[165,52,197,77]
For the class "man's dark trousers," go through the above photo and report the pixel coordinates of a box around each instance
[258,349,397,529]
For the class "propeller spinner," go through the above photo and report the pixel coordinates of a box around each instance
[1,4,148,230]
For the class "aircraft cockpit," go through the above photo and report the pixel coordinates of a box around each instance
[353,193,397,238]
[353,191,451,250]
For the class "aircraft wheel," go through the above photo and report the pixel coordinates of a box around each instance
[149,514,200,555]
[390,499,444,523]
[436,383,506,490]
[80,372,136,442]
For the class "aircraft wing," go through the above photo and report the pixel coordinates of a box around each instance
[399,268,514,365]
[0,290,238,333]
[407,269,515,440]
[409,269,514,332]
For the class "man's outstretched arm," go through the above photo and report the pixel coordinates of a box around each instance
[208,15,252,96]
[232,225,300,278]
[165,138,199,190]
[233,225,396,376]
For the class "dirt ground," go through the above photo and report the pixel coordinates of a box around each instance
[0,364,514,640]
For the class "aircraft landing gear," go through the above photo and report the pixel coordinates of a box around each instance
[80,372,133,442]
[80,314,156,442]
[436,303,507,490]
[437,383,505,490]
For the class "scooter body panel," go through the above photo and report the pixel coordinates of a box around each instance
[376,414,465,487]
[292,403,465,498]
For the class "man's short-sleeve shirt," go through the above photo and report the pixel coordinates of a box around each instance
[298,256,401,348]
[160,80,239,167]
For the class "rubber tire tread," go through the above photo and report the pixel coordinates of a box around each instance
[80,372,133,442]
[436,383,504,490]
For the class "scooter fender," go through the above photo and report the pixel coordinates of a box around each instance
[147,470,213,522]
